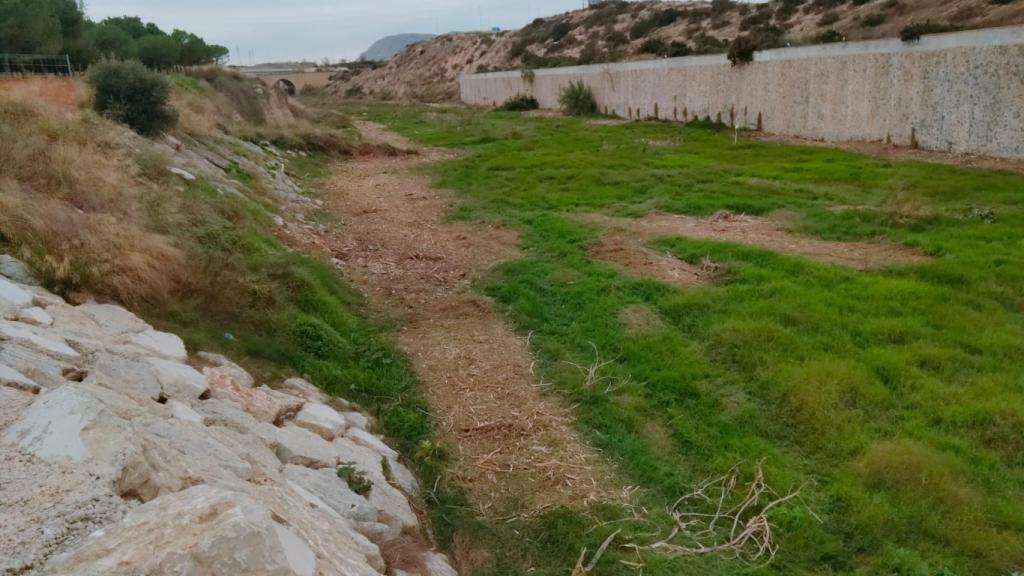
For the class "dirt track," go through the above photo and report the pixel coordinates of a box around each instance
[320,121,614,512]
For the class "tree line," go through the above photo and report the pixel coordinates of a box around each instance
[0,0,229,69]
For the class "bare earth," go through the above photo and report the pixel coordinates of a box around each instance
[583,211,928,273]
[320,121,614,512]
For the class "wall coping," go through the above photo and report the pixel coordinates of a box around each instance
[462,25,1024,81]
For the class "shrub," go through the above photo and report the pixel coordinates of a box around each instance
[900,21,960,42]
[817,29,845,43]
[498,94,539,112]
[87,60,177,136]
[558,80,597,116]
[862,12,887,27]
[727,34,758,66]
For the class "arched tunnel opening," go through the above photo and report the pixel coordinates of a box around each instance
[274,78,297,96]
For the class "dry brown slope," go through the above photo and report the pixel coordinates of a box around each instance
[331,0,1024,102]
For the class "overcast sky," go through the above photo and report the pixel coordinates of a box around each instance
[85,0,597,64]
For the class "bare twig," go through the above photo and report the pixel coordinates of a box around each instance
[573,529,621,575]
[635,460,812,565]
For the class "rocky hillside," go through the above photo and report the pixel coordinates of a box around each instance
[329,0,1024,101]
[0,258,455,576]
[361,33,436,61]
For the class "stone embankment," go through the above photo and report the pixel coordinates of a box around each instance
[0,255,455,576]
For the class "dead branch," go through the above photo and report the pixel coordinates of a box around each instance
[634,460,810,565]
[572,529,621,576]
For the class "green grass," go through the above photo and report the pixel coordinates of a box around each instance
[332,102,1024,576]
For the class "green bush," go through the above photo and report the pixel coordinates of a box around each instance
[558,80,597,116]
[900,21,960,42]
[87,60,177,135]
[727,34,758,66]
[498,94,540,112]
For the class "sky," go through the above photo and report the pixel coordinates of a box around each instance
[85,0,594,64]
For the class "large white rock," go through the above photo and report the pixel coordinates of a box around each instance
[45,485,321,576]
[0,255,38,285]
[10,306,53,327]
[280,377,328,403]
[195,398,280,447]
[274,425,338,469]
[3,384,111,462]
[197,352,255,387]
[346,427,398,459]
[135,416,253,489]
[83,352,162,404]
[242,483,385,575]
[167,399,203,424]
[0,276,33,309]
[0,444,131,576]
[0,320,80,361]
[2,384,189,502]
[343,410,371,431]
[77,303,150,336]
[0,362,40,394]
[146,356,209,399]
[120,329,187,361]
[333,437,418,533]
[294,402,348,440]
[283,464,377,523]
[207,369,303,424]
[0,341,71,389]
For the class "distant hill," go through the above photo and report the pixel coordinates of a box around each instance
[332,0,1024,102]
[360,34,436,61]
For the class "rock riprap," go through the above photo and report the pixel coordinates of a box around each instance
[0,256,456,576]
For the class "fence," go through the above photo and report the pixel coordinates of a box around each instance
[1,54,73,77]
[461,26,1024,160]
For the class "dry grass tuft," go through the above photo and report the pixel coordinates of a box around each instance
[0,90,189,304]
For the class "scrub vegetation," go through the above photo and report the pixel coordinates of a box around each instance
[328,102,1024,576]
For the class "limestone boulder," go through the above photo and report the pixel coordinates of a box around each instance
[0,255,39,285]
[83,352,162,404]
[197,351,255,387]
[117,329,188,361]
[294,402,348,440]
[10,306,53,327]
[275,425,338,469]
[283,464,377,523]
[347,427,399,459]
[0,341,71,389]
[334,437,418,533]
[45,485,322,576]
[135,416,254,489]
[0,362,40,394]
[0,320,80,361]
[3,384,116,463]
[0,276,33,310]
[167,399,203,424]
[343,410,371,431]
[76,303,150,336]
[194,397,280,447]
[242,483,385,575]
[0,445,131,576]
[0,385,35,430]
[280,377,329,403]
[207,368,303,424]
[146,356,209,399]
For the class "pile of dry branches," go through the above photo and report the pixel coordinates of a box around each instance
[632,460,812,564]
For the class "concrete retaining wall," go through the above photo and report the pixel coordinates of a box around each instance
[460,27,1024,159]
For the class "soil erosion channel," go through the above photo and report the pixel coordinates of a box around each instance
[322,121,613,512]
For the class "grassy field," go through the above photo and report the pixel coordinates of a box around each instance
[337,102,1024,576]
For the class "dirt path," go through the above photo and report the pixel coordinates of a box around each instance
[320,121,614,512]
[582,210,928,272]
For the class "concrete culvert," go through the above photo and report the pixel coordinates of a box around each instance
[274,79,296,96]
